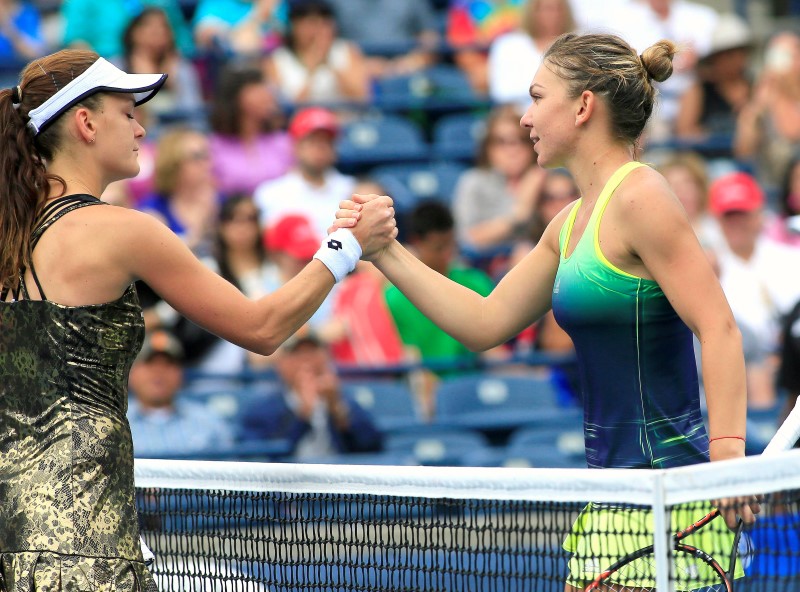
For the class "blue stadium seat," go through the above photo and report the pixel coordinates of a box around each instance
[299,451,418,466]
[340,379,422,431]
[434,374,574,432]
[383,426,491,466]
[375,65,488,112]
[337,115,430,167]
[370,161,467,212]
[507,423,586,461]
[432,111,486,161]
[464,443,585,469]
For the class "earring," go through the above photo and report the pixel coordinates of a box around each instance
[89,137,95,144]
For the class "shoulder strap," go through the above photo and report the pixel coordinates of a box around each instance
[23,195,105,301]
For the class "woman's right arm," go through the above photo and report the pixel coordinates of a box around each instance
[370,207,566,351]
[121,198,396,355]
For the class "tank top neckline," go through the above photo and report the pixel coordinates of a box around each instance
[561,161,645,262]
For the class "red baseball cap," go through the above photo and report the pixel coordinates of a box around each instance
[264,214,320,260]
[708,171,765,215]
[289,107,339,140]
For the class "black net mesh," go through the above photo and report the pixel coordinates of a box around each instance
[134,471,800,591]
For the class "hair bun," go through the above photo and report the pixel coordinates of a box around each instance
[640,40,677,83]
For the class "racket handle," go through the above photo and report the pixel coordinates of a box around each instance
[763,397,800,455]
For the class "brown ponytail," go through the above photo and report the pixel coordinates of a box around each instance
[0,49,101,292]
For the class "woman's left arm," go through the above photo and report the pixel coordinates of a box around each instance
[619,170,746,464]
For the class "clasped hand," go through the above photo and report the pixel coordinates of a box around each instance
[329,193,397,261]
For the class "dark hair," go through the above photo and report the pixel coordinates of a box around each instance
[780,155,800,217]
[407,201,454,240]
[122,7,175,68]
[286,0,336,54]
[209,66,266,137]
[288,0,334,21]
[214,194,265,291]
[543,33,676,144]
[0,49,104,292]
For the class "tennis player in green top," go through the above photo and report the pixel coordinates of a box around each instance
[334,32,762,590]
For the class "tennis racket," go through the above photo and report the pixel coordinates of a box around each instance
[584,398,800,592]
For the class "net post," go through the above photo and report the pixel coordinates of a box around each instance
[652,471,673,592]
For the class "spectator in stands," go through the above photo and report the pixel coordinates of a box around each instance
[767,156,800,248]
[327,0,440,78]
[675,13,753,145]
[0,0,43,63]
[709,172,800,409]
[127,329,236,458]
[385,201,500,374]
[735,31,800,191]
[209,66,294,197]
[119,8,204,123]
[193,0,286,54]
[263,0,370,105]
[452,105,545,253]
[609,0,719,139]
[657,151,724,252]
[488,0,576,111]
[777,298,800,436]
[192,195,279,374]
[254,107,354,236]
[446,0,525,93]
[263,213,335,332]
[138,128,219,258]
[61,0,193,59]
[238,334,383,459]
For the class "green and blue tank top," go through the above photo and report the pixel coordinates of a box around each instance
[552,162,708,469]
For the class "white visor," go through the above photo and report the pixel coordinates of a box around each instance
[27,57,167,136]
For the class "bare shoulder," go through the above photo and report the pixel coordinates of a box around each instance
[614,165,685,224]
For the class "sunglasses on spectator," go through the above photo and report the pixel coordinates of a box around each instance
[488,135,529,147]
[184,149,210,162]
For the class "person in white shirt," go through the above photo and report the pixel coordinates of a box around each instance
[488,0,576,111]
[710,171,800,408]
[254,106,355,237]
[604,0,720,139]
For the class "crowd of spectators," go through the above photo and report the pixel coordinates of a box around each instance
[10,0,800,462]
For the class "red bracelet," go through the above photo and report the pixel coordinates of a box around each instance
[709,436,746,444]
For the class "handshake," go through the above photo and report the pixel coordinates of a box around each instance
[327,193,398,262]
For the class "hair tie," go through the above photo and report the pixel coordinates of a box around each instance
[11,85,22,109]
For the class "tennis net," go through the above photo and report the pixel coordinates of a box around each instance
[135,452,800,592]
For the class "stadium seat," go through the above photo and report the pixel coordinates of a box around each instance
[432,111,486,161]
[507,422,586,461]
[434,374,574,433]
[374,65,488,112]
[464,443,585,469]
[383,426,491,466]
[340,379,422,431]
[370,161,467,212]
[337,114,430,168]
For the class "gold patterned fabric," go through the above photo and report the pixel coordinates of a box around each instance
[0,196,157,591]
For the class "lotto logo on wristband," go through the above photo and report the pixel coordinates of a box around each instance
[327,239,343,250]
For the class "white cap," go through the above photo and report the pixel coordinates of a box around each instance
[27,57,167,136]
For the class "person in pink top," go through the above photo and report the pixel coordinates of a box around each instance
[209,65,294,197]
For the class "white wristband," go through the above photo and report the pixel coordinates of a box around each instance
[313,228,362,283]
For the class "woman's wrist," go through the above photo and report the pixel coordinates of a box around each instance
[313,228,361,282]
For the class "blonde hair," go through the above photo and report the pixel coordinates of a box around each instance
[153,128,205,195]
[657,152,710,209]
[543,33,676,144]
[521,0,575,40]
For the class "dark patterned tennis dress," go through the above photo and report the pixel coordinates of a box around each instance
[0,196,158,591]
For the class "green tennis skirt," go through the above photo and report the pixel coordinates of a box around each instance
[563,501,745,590]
